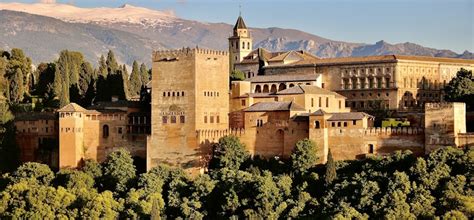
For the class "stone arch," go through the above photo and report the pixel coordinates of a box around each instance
[255,85,262,93]
[263,84,270,93]
[278,83,287,91]
[270,84,277,93]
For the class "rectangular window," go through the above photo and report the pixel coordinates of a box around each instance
[216,116,220,123]
[241,100,246,106]
[353,120,356,125]
[332,122,336,127]
[204,116,207,123]
[311,98,314,107]
[118,127,123,134]
[162,116,168,124]
[386,78,390,88]
[210,116,214,123]
[339,101,341,109]
[180,116,185,123]
[326,97,329,108]
[171,116,176,123]
[344,122,347,127]
[319,97,322,107]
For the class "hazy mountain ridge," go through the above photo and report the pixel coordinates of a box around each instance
[0,3,472,67]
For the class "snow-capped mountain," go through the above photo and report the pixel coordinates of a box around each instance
[0,3,472,66]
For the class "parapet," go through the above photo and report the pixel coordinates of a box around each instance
[363,127,423,136]
[196,128,246,139]
[153,47,228,62]
[425,102,465,111]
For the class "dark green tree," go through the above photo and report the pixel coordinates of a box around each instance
[210,135,249,170]
[98,55,107,77]
[106,50,119,75]
[9,68,24,103]
[290,139,318,174]
[444,68,474,110]
[324,149,336,185]
[129,61,142,96]
[140,63,150,86]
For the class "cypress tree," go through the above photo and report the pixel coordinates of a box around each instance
[59,82,69,108]
[129,61,142,96]
[325,149,336,185]
[9,68,24,103]
[121,65,129,100]
[106,50,118,75]
[53,65,63,98]
[140,63,149,86]
[98,55,107,77]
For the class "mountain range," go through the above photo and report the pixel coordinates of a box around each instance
[0,3,472,67]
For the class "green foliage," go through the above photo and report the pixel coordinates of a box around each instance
[140,63,150,86]
[106,50,119,75]
[98,55,107,77]
[9,68,24,103]
[230,69,245,81]
[210,135,249,170]
[325,149,336,185]
[444,68,474,110]
[129,60,142,96]
[290,138,318,174]
[0,146,472,219]
[102,148,136,193]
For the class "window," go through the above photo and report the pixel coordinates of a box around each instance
[182,91,185,96]
[171,116,176,123]
[162,116,168,124]
[172,92,175,96]
[168,92,171,96]
[204,116,207,123]
[386,78,390,88]
[337,122,341,127]
[118,127,123,134]
[204,92,206,96]
[377,78,382,88]
[180,116,185,123]
[311,98,314,107]
[353,120,356,125]
[217,116,220,123]
[332,122,336,127]
[210,116,214,123]
[343,122,347,127]
[315,121,320,129]
[319,97,322,107]
[103,125,109,138]
[241,100,246,106]
[339,101,341,109]
[326,97,329,108]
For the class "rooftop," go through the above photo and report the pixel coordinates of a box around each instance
[276,84,346,98]
[246,74,318,83]
[245,101,306,112]
[57,103,87,112]
[233,16,247,30]
[15,112,56,121]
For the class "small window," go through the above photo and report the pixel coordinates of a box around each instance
[337,122,341,127]
[311,98,314,107]
[353,120,356,125]
[180,116,185,123]
[171,116,176,123]
[103,125,109,138]
[182,91,185,96]
[204,92,206,96]
[332,122,336,127]
[343,122,347,127]
[315,121,320,129]
[162,116,168,124]
[210,116,214,123]
[163,92,166,97]
[326,97,329,108]
[241,100,246,106]
[217,116,220,123]
[204,116,207,123]
[118,127,123,134]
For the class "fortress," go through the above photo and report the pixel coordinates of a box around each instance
[14,16,474,172]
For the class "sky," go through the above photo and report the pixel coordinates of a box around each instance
[1,0,473,53]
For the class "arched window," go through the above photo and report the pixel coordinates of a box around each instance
[103,125,109,138]
[168,92,171,96]
[278,83,286,91]
[163,92,166,97]
[263,85,269,93]
[289,83,295,88]
[270,84,277,93]
[255,85,262,93]
[315,121,320,129]
[242,41,245,49]
[247,42,250,49]
[182,91,185,96]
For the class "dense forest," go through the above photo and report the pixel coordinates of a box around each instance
[0,137,472,219]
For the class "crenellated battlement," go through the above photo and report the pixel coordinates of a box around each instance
[153,47,228,61]
[425,102,463,110]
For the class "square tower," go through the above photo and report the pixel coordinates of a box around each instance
[147,48,229,172]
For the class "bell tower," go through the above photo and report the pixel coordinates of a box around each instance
[228,15,252,73]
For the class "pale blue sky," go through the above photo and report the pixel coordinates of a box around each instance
[2,0,473,53]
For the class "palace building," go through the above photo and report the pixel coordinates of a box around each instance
[13,15,474,172]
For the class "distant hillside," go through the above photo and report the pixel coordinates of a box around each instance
[0,3,472,66]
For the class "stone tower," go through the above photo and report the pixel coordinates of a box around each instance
[228,15,252,73]
[147,48,229,173]
[58,103,86,168]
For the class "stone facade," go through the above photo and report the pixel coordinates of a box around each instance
[147,48,229,173]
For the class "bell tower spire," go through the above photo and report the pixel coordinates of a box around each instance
[228,13,253,73]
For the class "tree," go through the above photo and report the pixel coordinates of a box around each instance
[102,148,136,193]
[210,135,249,170]
[59,83,69,108]
[290,139,318,174]
[53,65,63,99]
[9,68,24,103]
[230,69,245,81]
[151,197,162,220]
[140,63,150,86]
[11,162,54,185]
[106,50,119,75]
[444,68,474,110]
[80,159,103,179]
[98,55,107,77]
[325,149,336,185]
[129,61,142,96]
